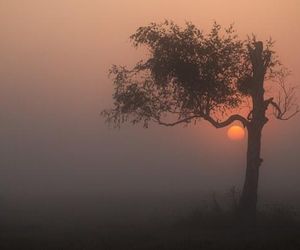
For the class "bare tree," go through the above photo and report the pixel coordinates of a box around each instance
[102,21,299,223]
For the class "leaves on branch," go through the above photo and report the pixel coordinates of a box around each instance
[102,21,298,128]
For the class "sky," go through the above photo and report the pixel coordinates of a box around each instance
[1,0,300,207]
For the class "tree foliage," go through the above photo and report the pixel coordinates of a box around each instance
[102,21,298,128]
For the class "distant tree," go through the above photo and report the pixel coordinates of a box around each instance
[102,21,299,223]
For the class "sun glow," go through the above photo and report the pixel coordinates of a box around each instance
[227,125,245,141]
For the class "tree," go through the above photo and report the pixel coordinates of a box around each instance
[102,21,299,223]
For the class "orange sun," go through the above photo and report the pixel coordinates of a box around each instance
[227,125,245,141]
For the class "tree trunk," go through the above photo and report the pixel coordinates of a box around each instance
[238,41,268,224]
[239,123,264,224]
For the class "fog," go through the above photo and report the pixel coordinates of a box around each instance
[1,1,300,229]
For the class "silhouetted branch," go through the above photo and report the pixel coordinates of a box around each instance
[203,114,249,128]
[156,115,200,126]
[157,113,248,128]
[268,99,299,120]
[266,69,299,120]
[247,110,253,121]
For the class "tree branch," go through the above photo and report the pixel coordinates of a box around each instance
[202,114,249,128]
[247,110,253,121]
[157,115,201,127]
[156,113,249,128]
[266,68,300,120]
[268,99,299,120]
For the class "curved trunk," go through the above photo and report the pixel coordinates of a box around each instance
[239,123,264,223]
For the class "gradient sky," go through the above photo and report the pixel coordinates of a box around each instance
[1,0,300,202]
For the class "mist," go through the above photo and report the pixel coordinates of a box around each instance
[1,1,300,249]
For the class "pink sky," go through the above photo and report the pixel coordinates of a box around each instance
[1,0,299,196]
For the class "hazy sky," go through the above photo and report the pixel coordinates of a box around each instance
[1,0,300,201]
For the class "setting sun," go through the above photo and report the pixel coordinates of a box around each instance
[227,125,245,141]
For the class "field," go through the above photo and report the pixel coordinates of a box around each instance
[1,193,300,250]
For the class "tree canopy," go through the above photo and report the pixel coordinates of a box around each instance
[102,21,298,128]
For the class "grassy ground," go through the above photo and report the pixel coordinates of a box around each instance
[1,205,300,250]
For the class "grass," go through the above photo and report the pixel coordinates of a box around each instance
[1,194,300,250]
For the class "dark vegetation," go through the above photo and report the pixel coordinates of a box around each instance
[102,21,299,221]
[1,192,300,250]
